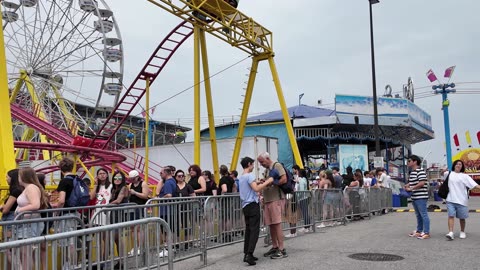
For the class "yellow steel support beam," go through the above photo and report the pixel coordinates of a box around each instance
[144,77,150,183]
[268,56,303,169]
[199,29,220,183]
[77,159,95,181]
[147,0,273,56]
[0,12,15,184]
[22,73,51,160]
[193,26,201,165]
[9,77,25,103]
[52,85,78,136]
[230,57,260,171]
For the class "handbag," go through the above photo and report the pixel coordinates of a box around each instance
[399,188,411,198]
[438,172,450,199]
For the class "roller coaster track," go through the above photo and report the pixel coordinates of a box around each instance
[11,103,72,145]
[89,21,194,149]
[14,142,127,173]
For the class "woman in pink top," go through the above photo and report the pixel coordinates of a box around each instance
[16,167,48,269]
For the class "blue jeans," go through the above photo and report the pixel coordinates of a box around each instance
[412,199,430,234]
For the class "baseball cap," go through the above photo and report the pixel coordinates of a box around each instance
[128,170,139,178]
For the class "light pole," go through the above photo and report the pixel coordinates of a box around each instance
[369,0,381,157]
[298,93,304,106]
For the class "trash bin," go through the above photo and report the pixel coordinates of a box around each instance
[400,196,408,207]
[392,194,401,207]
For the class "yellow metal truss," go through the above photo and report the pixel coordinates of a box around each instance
[0,9,15,185]
[148,0,303,173]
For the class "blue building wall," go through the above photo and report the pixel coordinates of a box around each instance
[200,122,294,169]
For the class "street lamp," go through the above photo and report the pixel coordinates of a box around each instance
[369,0,381,157]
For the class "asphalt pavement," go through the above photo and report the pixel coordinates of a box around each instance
[173,197,480,270]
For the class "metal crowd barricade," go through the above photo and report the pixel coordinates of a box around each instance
[343,188,369,219]
[311,189,345,228]
[279,191,315,233]
[368,187,381,214]
[0,217,172,270]
[203,194,244,249]
[144,197,205,264]
[0,215,84,270]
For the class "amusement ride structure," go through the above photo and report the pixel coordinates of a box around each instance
[0,0,303,185]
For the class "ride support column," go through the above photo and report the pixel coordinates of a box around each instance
[0,13,16,183]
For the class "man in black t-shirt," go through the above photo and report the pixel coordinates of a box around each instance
[51,157,78,268]
[218,165,236,242]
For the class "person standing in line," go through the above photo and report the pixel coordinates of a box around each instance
[90,168,112,226]
[127,170,150,256]
[51,157,79,268]
[405,155,430,239]
[16,167,48,270]
[239,156,274,266]
[257,152,288,259]
[231,170,239,193]
[187,165,207,196]
[444,160,480,240]
[157,166,178,257]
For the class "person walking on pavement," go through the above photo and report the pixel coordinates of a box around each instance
[445,160,480,240]
[405,155,430,239]
[239,157,274,265]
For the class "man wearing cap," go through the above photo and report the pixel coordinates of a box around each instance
[128,170,150,255]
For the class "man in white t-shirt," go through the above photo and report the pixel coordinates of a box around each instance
[445,160,480,240]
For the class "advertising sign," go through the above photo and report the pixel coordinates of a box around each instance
[338,144,368,175]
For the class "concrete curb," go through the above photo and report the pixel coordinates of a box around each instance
[394,209,480,213]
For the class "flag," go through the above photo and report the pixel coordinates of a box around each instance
[444,66,455,78]
[151,106,156,115]
[453,133,460,150]
[141,111,146,118]
[426,69,438,82]
[466,131,472,147]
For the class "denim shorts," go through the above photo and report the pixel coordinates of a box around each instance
[447,202,469,219]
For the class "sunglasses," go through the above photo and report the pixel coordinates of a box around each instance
[113,177,122,180]
[176,175,185,178]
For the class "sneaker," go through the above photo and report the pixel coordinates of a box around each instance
[408,231,422,237]
[263,247,278,257]
[285,233,297,238]
[158,249,169,258]
[270,249,287,259]
[128,248,141,256]
[297,228,307,233]
[459,232,466,239]
[316,223,326,228]
[446,231,454,240]
[417,233,430,240]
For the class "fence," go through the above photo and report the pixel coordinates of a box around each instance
[0,187,392,269]
[0,217,172,270]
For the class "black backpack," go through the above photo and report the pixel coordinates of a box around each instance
[274,162,295,194]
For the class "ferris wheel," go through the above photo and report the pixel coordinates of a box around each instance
[2,0,124,144]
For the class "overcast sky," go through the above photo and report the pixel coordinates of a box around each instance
[106,0,479,166]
